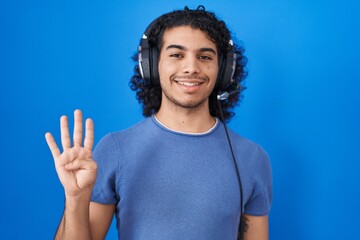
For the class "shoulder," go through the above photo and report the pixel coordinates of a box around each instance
[94,117,155,154]
[227,128,268,159]
[97,117,151,142]
[110,117,154,141]
[226,128,271,180]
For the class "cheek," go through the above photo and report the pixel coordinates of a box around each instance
[158,59,175,79]
[210,65,219,79]
[158,60,167,81]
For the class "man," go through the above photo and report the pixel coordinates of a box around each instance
[45,6,272,240]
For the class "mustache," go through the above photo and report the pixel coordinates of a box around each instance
[172,75,207,81]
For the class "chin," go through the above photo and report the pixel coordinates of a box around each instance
[172,97,209,110]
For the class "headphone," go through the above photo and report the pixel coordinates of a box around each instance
[138,18,237,91]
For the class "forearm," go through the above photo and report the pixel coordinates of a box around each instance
[55,192,92,240]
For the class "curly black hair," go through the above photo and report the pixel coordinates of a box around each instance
[130,5,247,122]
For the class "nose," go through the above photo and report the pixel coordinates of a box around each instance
[182,56,200,75]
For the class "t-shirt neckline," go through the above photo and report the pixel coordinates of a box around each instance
[152,115,219,136]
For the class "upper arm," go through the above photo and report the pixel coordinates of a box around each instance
[243,214,269,240]
[89,202,116,240]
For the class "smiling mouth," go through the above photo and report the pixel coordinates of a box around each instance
[176,81,202,87]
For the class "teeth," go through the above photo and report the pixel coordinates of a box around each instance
[177,81,200,86]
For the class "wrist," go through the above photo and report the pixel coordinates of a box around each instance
[64,190,92,212]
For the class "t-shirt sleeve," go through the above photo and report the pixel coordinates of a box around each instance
[91,133,119,205]
[244,144,272,216]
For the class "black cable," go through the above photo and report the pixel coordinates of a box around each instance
[216,99,246,240]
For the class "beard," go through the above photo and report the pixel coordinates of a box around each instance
[161,89,210,112]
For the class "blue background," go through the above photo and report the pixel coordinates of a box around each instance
[1,0,359,239]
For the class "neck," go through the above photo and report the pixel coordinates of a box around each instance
[155,99,216,133]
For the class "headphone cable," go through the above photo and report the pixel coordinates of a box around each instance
[216,99,246,240]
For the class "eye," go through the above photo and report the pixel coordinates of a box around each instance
[169,53,183,58]
[199,55,213,60]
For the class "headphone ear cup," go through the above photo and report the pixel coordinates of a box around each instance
[138,18,162,87]
[220,51,236,90]
[215,56,225,91]
[151,47,160,86]
[139,38,152,85]
[216,40,236,91]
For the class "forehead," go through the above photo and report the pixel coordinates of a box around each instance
[161,26,217,51]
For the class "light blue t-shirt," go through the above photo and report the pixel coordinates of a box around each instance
[91,116,272,240]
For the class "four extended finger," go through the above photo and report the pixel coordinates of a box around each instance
[60,115,71,150]
[84,118,94,151]
[73,109,83,147]
[45,132,61,158]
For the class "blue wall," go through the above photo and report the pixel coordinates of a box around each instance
[1,0,359,239]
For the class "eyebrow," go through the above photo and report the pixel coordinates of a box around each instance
[166,44,185,51]
[165,44,217,55]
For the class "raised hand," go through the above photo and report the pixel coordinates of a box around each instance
[45,109,97,198]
